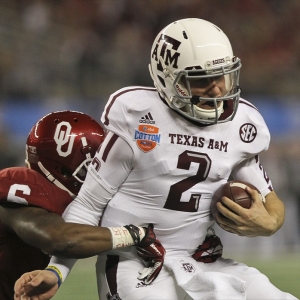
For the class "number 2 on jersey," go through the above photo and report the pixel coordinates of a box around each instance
[163,150,211,212]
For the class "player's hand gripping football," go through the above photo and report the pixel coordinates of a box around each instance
[216,186,280,237]
[192,229,223,263]
[14,270,59,300]
[135,224,165,284]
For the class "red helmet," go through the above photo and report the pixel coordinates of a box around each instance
[26,110,105,196]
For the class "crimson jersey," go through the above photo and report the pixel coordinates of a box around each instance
[0,167,72,299]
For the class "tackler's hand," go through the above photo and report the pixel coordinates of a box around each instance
[14,270,59,300]
[136,224,165,285]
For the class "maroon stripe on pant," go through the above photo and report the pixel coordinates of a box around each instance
[105,255,122,300]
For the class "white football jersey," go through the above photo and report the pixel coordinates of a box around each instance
[65,86,273,260]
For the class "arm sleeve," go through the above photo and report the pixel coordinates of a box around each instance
[231,155,273,197]
[62,131,134,225]
[48,256,77,282]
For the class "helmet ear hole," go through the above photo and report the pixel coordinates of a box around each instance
[61,166,72,178]
[158,75,165,87]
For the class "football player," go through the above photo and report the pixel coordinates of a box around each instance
[0,111,164,300]
[15,19,298,299]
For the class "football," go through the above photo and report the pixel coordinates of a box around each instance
[211,180,265,219]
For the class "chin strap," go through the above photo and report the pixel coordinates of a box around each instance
[37,161,75,198]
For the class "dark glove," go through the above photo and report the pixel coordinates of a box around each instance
[192,231,223,263]
[136,224,165,285]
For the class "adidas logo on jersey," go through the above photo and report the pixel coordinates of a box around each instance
[139,112,155,124]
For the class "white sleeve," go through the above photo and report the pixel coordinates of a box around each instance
[62,131,134,225]
[48,256,77,282]
[231,155,273,197]
[62,173,114,225]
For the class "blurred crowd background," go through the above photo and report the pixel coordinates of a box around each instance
[0,0,299,255]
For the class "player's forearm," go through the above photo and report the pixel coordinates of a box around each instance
[15,214,113,258]
[46,224,146,259]
[1,206,144,258]
[0,206,112,257]
[264,191,285,235]
[45,224,112,258]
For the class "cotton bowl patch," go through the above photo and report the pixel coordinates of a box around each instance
[134,125,161,152]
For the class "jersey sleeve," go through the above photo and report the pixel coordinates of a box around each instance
[0,167,72,215]
[236,99,271,158]
[62,131,134,225]
[229,100,273,197]
[231,155,273,197]
[101,86,157,153]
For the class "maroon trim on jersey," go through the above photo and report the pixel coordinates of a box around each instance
[254,155,273,192]
[102,134,119,162]
[218,100,234,121]
[105,255,120,299]
[103,87,157,126]
[239,99,259,111]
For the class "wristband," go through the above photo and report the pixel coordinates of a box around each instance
[108,226,145,249]
[45,266,63,288]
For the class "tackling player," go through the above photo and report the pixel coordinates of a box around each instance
[0,111,164,299]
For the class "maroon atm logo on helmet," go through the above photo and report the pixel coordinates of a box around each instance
[151,34,181,72]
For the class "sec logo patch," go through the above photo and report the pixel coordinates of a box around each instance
[240,123,257,143]
[134,125,161,152]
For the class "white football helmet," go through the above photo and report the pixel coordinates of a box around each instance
[149,18,242,124]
